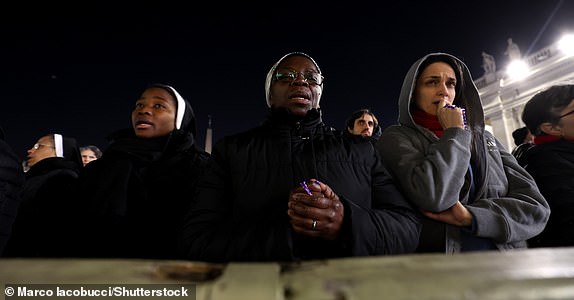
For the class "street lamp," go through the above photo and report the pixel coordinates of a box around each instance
[558,33,574,57]
[506,60,529,80]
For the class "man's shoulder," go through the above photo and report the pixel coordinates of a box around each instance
[512,142,535,154]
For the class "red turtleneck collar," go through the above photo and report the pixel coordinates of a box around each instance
[412,109,443,137]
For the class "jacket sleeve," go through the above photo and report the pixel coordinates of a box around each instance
[378,126,472,212]
[179,139,294,263]
[467,137,550,243]
[342,155,422,255]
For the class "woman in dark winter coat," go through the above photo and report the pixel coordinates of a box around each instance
[4,133,82,257]
[180,52,421,263]
[521,84,574,247]
[77,83,209,259]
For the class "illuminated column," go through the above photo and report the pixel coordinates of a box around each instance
[205,114,213,154]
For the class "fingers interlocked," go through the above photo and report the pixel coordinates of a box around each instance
[288,179,344,240]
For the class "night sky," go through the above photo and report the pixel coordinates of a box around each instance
[2,1,572,160]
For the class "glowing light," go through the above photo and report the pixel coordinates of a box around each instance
[506,60,529,80]
[558,33,574,57]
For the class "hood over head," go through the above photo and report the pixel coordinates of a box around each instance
[393,53,488,185]
[397,52,484,134]
[106,84,199,155]
[147,83,197,138]
[53,133,82,167]
[264,52,323,108]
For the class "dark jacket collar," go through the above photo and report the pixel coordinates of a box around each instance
[26,157,81,179]
[263,107,323,129]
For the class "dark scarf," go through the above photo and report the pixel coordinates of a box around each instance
[264,107,323,128]
[85,129,192,216]
[105,128,194,163]
[108,136,168,163]
[412,108,443,137]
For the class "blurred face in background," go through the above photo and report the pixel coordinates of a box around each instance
[557,98,574,140]
[26,135,56,167]
[524,131,535,143]
[349,113,376,137]
[81,149,98,166]
[131,87,177,138]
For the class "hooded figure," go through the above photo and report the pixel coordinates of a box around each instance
[377,53,549,253]
[180,52,421,263]
[4,133,82,257]
[76,83,209,259]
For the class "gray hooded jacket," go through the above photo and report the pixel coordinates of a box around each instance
[377,53,549,253]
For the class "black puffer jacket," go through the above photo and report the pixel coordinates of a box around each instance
[180,108,421,262]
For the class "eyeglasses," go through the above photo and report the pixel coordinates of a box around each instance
[559,109,574,119]
[32,143,54,150]
[274,68,324,86]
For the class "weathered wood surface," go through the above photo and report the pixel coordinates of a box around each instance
[2,247,574,299]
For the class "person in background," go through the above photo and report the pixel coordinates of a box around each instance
[345,108,382,139]
[512,126,535,147]
[4,133,82,257]
[79,145,102,166]
[521,84,574,247]
[180,52,421,263]
[376,52,549,253]
[76,83,209,259]
[510,126,535,167]
[0,127,25,255]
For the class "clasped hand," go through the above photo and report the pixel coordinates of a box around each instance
[287,179,344,240]
[437,100,466,130]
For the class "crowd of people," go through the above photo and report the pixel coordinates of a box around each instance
[0,51,571,262]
